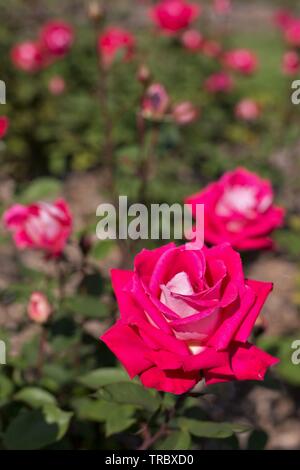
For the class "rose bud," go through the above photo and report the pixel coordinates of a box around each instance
[282,50,300,76]
[0,116,9,139]
[150,0,201,34]
[40,20,74,57]
[181,29,203,52]
[48,75,66,95]
[137,65,151,84]
[172,101,199,125]
[11,41,45,72]
[88,1,104,22]
[142,83,170,120]
[98,27,135,68]
[235,99,261,122]
[3,199,72,257]
[204,71,234,93]
[28,292,52,324]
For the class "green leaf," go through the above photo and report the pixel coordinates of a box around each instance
[98,382,161,413]
[72,398,110,422]
[177,418,249,439]
[77,368,129,390]
[19,178,62,204]
[63,295,109,318]
[104,405,136,437]
[14,387,57,409]
[3,409,58,450]
[0,375,14,404]
[42,404,73,440]
[156,430,191,450]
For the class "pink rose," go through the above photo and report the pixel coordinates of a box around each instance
[102,242,278,394]
[40,20,74,57]
[172,101,199,125]
[213,0,231,15]
[273,9,294,31]
[285,19,300,47]
[48,75,66,95]
[282,51,300,75]
[235,99,261,121]
[98,27,135,68]
[185,168,285,251]
[223,49,258,75]
[11,41,45,72]
[28,292,52,324]
[0,116,9,139]
[204,71,234,93]
[181,29,203,51]
[142,83,170,120]
[3,199,72,257]
[150,0,201,34]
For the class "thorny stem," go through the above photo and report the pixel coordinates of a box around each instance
[137,393,189,450]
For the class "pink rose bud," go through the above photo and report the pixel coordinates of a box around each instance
[11,41,45,72]
[48,75,66,95]
[235,99,261,121]
[137,64,151,84]
[172,101,199,125]
[142,83,170,120]
[3,199,72,257]
[150,0,201,34]
[200,39,222,58]
[28,292,52,324]
[98,27,135,68]
[223,49,258,75]
[40,20,74,57]
[285,19,300,47]
[0,116,9,139]
[213,0,232,15]
[282,50,300,75]
[181,29,203,52]
[185,167,285,251]
[204,71,234,93]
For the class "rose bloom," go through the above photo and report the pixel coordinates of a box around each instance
[201,39,222,58]
[282,51,300,76]
[150,0,201,34]
[213,0,231,15]
[98,27,135,68]
[223,49,258,75]
[11,41,45,72]
[28,292,52,324]
[172,101,199,125]
[142,83,170,120]
[0,116,9,139]
[273,9,294,31]
[102,242,278,394]
[181,29,203,51]
[48,75,66,95]
[285,19,300,47]
[3,199,72,257]
[204,71,234,93]
[40,20,74,57]
[235,99,261,122]
[185,168,285,251]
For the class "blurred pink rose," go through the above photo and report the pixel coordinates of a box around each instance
[282,50,300,75]
[235,99,261,121]
[223,49,258,75]
[48,75,66,95]
[102,242,278,393]
[204,71,234,93]
[40,20,74,57]
[172,101,199,125]
[150,0,201,34]
[98,27,135,68]
[273,9,294,31]
[285,19,300,47]
[28,292,52,324]
[201,39,222,58]
[185,167,285,251]
[213,0,231,15]
[142,83,170,120]
[181,29,203,51]
[11,41,45,72]
[0,116,9,139]
[3,199,72,257]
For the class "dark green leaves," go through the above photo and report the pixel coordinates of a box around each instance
[176,418,250,439]
[77,368,129,390]
[98,382,161,414]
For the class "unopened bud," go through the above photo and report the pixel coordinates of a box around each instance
[137,65,151,84]
[88,1,104,22]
